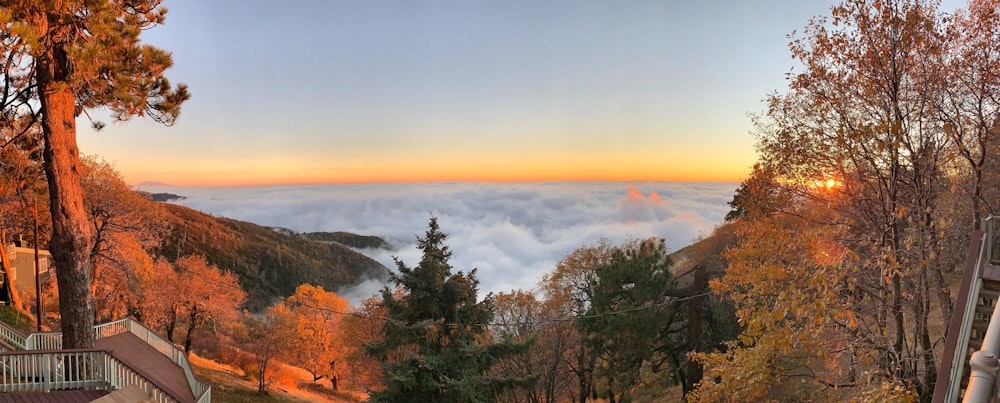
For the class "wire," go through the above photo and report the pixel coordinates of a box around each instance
[171,261,713,329]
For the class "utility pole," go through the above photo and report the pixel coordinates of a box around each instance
[33,196,41,331]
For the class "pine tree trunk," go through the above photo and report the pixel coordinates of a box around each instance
[36,36,96,350]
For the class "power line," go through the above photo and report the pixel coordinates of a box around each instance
[171,260,712,329]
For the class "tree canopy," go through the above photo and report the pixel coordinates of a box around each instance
[367,217,529,402]
[696,0,1000,399]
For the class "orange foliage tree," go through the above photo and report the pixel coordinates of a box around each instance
[284,284,349,389]
[240,304,296,395]
[80,156,167,304]
[141,255,245,354]
[174,255,245,354]
[699,0,1000,398]
[92,234,153,322]
[337,293,388,393]
[142,257,185,341]
[689,214,864,402]
[538,239,618,403]
[491,289,579,403]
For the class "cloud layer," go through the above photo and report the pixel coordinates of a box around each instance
[146,182,736,300]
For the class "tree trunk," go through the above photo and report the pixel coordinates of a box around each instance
[184,307,199,354]
[0,231,25,312]
[258,358,268,394]
[166,306,178,342]
[892,270,904,377]
[36,36,96,350]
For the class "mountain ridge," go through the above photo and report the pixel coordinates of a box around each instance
[153,202,391,309]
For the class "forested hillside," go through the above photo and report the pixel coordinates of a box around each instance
[153,203,390,307]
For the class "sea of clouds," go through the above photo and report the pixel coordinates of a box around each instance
[143,182,737,301]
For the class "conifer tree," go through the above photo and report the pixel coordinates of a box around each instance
[580,238,673,403]
[368,217,529,402]
[0,1,188,348]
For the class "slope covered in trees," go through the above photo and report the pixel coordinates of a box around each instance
[153,203,390,307]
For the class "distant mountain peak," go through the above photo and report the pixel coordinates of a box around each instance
[135,181,174,188]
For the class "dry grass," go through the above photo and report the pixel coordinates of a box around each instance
[189,352,354,403]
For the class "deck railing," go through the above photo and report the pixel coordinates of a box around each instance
[0,348,177,402]
[120,318,211,402]
[934,219,992,403]
[958,216,1000,403]
[25,332,62,351]
[0,317,211,402]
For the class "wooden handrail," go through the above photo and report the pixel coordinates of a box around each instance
[0,317,211,402]
[933,228,986,403]
[0,348,185,402]
[122,318,211,401]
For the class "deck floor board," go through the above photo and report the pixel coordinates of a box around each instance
[96,333,196,402]
[0,389,109,402]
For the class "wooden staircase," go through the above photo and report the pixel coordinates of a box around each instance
[934,217,1000,402]
[959,276,1000,392]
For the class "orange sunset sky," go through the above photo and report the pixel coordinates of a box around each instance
[75,0,847,187]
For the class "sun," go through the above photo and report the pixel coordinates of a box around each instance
[810,177,840,190]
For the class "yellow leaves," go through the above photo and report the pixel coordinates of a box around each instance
[695,210,881,399]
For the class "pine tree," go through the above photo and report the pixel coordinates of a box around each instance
[580,238,673,403]
[0,1,188,348]
[368,217,529,402]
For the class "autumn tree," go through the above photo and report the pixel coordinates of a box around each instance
[491,290,545,403]
[284,284,349,389]
[92,235,154,322]
[173,255,245,354]
[135,255,247,353]
[940,0,1000,230]
[0,1,189,348]
[240,304,296,395]
[367,217,529,402]
[689,215,865,402]
[725,162,790,222]
[538,238,617,403]
[80,156,166,297]
[338,293,388,392]
[77,156,166,322]
[142,257,184,341]
[0,126,47,314]
[737,0,959,395]
[665,224,741,396]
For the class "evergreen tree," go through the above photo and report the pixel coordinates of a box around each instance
[580,238,672,403]
[0,0,188,348]
[368,217,529,402]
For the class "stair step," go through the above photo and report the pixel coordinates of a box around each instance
[970,339,984,350]
[979,287,1000,300]
[982,267,1000,282]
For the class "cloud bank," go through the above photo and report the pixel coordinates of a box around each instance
[144,182,736,300]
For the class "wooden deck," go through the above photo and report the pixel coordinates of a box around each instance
[96,333,196,403]
[0,389,109,402]
[0,332,198,402]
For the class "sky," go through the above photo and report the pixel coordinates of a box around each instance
[74,0,840,186]
[150,181,736,300]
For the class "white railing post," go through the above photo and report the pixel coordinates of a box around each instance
[965,217,1000,402]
